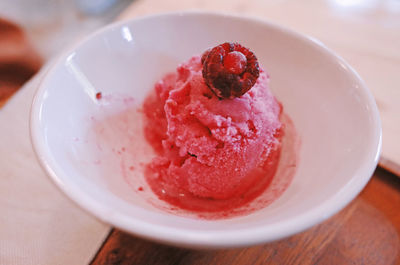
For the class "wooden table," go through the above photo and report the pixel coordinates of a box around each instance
[90,168,400,265]
[88,0,400,264]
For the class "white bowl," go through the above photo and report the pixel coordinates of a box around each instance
[30,12,381,248]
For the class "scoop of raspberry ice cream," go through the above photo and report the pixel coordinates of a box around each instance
[144,55,282,200]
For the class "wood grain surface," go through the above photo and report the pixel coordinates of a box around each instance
[0,18,42,107]
[90,168,400,265]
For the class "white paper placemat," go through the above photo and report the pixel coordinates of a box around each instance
[0,67,110,265]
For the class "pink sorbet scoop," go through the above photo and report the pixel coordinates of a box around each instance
[143,53,282,201]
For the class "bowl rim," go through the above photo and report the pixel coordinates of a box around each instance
[30,10,382,248]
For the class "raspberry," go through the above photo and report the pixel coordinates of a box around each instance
[201,42,259,99]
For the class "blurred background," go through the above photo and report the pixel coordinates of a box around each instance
[0,0,134,59]
[1,0,399,60]
[1,0,400,60]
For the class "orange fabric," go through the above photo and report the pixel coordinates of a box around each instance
[0,18,42,107]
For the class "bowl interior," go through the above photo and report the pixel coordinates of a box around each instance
[31,13,381,247]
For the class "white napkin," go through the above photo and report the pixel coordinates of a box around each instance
[0,68,110,265]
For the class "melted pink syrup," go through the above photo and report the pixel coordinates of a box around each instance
[91,94,300,220]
